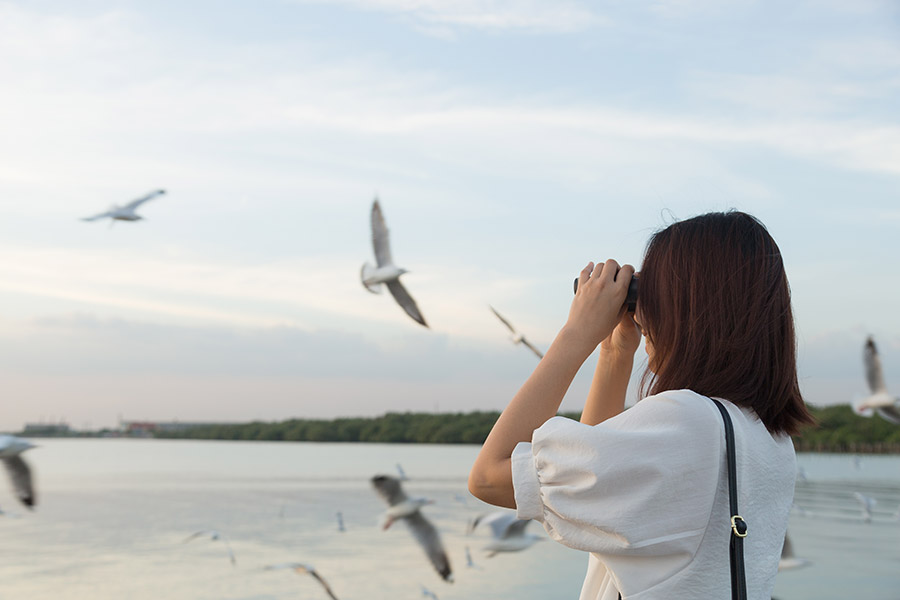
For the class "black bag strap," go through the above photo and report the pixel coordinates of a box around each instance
[710,397,748,600]
[617,398,748,600]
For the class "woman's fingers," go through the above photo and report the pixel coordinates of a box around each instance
[578,260,632,298]
[577,262,595,293]
[598,259,619,283]
[616,264,635,289]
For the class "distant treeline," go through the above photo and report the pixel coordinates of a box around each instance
[156,411,508,445]
[155,404,900,453]
[792,404,900,453]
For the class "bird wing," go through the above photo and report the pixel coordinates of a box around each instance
[519,338,544,359]
[876,405,900,425]
[123,189,165,211]
[853,492,876,512]
[182,530,212,543]
[81,210,114,222]
[864,338,888,393]
[404,511,453,581]
[2,456,35,508]
[308,569,340,600]
[371,475,407,506]
[264,563,296,570]
[471,511,519,539]
[386,281,428,328]
[371,199,393,267]
[489,306,518,335]
[503,517,532,539]
[220,535,237,566]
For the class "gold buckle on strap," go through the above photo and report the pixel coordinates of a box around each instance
[730,515,748,538]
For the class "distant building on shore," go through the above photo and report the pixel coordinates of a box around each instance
[119,420,227,437]
[22,422,72,436]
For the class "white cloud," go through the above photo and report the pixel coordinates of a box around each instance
[292,0,606,34]
[0,243,553,345]
[1,1,897,224]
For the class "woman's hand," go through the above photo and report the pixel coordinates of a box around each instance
[601,309,642,357]
[563,260,635,357]
[468,260,636,508]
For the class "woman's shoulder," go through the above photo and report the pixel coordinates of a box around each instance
[616,388,722,426]
[532,390,721,452]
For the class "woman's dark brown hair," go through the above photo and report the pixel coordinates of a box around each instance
[638,211,814,435]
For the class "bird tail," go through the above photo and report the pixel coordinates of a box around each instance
[360,263,382,294]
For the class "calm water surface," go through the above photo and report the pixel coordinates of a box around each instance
[0,440,898,600]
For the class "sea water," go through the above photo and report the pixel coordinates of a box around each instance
[0,440,897,600]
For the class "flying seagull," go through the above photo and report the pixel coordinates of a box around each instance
[852,492,877,523]
[489,306,544,359]
[777,532,811,571]
[183,530,236,565]
[371,474,452,581]
[420,584,439,599]
[82,189,165,224]
[0,435,36,509]
[264,563,340,600]
[468,511,541,557]
[361,199,428,328]
[853,336,900,424]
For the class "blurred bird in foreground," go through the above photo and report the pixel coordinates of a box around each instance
[468,511,541,557]
[0,435,37,509]
[853,336,900,424]
[264,562,340,600]
[371,474,452,581]
[852,492,877,523]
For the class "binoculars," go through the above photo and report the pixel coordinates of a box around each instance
[573,273,639,313]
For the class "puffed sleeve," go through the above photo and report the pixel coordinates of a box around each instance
[510,391,722,557]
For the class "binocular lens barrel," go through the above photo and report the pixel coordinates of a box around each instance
[573,275,639,313]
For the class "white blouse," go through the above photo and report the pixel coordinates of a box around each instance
[511,389,795,600]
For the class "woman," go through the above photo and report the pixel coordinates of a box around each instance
[468,211,813,600]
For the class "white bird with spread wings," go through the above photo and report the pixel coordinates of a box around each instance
[182,529,236,566]
[264,562,340,600]
[0,435,36,509]
[82,189,165,224]
[371,474,452,581]
[489,306,544,359]
[853,336,900,425]
[468,511,541,557]
[361,199,428,328]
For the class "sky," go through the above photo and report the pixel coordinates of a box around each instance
[0,0,898,430]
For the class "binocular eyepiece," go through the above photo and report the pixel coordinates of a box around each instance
[573,273,639,313]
